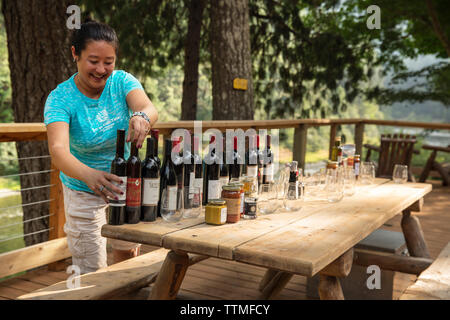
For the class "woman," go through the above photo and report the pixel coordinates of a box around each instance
[44,20,158,274]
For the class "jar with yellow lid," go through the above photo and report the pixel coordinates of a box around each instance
[205,199,227,225]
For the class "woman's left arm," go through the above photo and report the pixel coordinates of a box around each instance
[126,88,159,148]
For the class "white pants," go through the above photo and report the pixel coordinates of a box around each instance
[62,184,141,274]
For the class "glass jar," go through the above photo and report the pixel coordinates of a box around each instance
[243,197,258,220]
[326,161,338,170]
[242,176,257,196]
[205,199,227,225]
[229,182,245,218]
[221,184,241,223]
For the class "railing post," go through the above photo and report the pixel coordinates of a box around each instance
[293,124,308,172]
[354,122,365,157]
[329,124,337,160]
[48,162,66,271]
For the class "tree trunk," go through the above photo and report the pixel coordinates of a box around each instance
[210,0,254,120]
[181,0,206,120]
[2,0,76,246]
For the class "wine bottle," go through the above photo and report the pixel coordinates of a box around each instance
[289,161,298,183]
[141,137,160,222]
[262,134,274,184]
[193,136,203,204]
[246,135,258,179]
[150,129,161,167]
[158,139,178,217]
[219,135,229,188]
[203,135,220,204]
[125,141,142,224]
[229,136,242,180]
[257,134,263,186]
[288,161,299,200]
[172,137,184,209]
[183,132,195,209]
[108,129,127,225]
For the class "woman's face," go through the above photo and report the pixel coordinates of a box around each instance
[72,40,116,91]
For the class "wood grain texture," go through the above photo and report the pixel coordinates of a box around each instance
[400,242,450,300]
[17,248,170,300]
[0,237,71,279]
[318,275,344,300]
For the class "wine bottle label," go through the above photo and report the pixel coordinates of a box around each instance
[220,207,227,224]
[247,165,258,177]
[167,185,178,211]
[142,178,160,206]
[126,178,141,207]
[188,172,195,199]
[264,163,274,182]
[194,178,203,189]
[208,180,221,200]
[288,181,299,200]
[108,176,127,203]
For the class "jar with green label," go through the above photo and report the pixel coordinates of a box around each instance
[205,199,227,225]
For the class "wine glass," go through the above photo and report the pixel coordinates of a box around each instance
[183,187,202,219]
[343,167,356,196]
[393,164,408,184]
[258,183,280,214]
[283,182,303,212]
[160,186,183,222]
[325,168,344,202]
[360,162,376,185]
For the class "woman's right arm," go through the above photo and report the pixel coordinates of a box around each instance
[47,122,123,203]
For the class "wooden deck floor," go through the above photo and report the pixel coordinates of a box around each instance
[1,180,448,300]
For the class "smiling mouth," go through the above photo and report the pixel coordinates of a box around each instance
[90,73,106,81]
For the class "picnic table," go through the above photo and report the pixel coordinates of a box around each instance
[101,178,432,300]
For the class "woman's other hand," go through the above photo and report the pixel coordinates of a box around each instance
[83,168,125,203]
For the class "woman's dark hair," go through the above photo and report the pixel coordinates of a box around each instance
[71,19,119,56]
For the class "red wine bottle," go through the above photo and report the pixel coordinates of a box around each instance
[150,129,161,167]
[183,132,195,209]
[219,135,229,188]
[246,134,258,179]
[229,136,242,180]
[158,139,178,217]
[257,134,263,186]
[262,134,274,184]
[108,129,127,225]
[141,137,160,222]
[126,141,142,224]
[193,136,203,204]
[203,135,220,205]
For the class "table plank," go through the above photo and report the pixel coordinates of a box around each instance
[233,181,432,277]
[161,179,390,260]
[101,216,205,246]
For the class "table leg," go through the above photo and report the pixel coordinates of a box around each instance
[318,275,344,300]
[148,250,189,300]
[258,269,279,292]
[401,209,431,259]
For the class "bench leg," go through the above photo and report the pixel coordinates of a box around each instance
[259,271,293,299]
[419,150,436,183]
[149,250,189,300]
[318,275,344,300]
[401,210,431,259]
[258,269,279,292]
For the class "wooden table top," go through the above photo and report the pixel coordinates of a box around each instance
[102,178,432,277]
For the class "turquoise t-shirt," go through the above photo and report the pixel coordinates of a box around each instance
[44,70,143,193]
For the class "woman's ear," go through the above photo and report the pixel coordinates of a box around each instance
[71,46,78,62]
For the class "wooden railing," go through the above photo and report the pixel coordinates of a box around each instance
[0,118,449,278]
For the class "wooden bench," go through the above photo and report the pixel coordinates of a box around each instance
[400,242,450,300]
[17,248,207,300]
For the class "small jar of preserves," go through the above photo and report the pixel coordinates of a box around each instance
[221,185,241,223]
[229,182,245,218]
[205,199,227,225]
[243,197,257,220]
[242,176,257,196]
